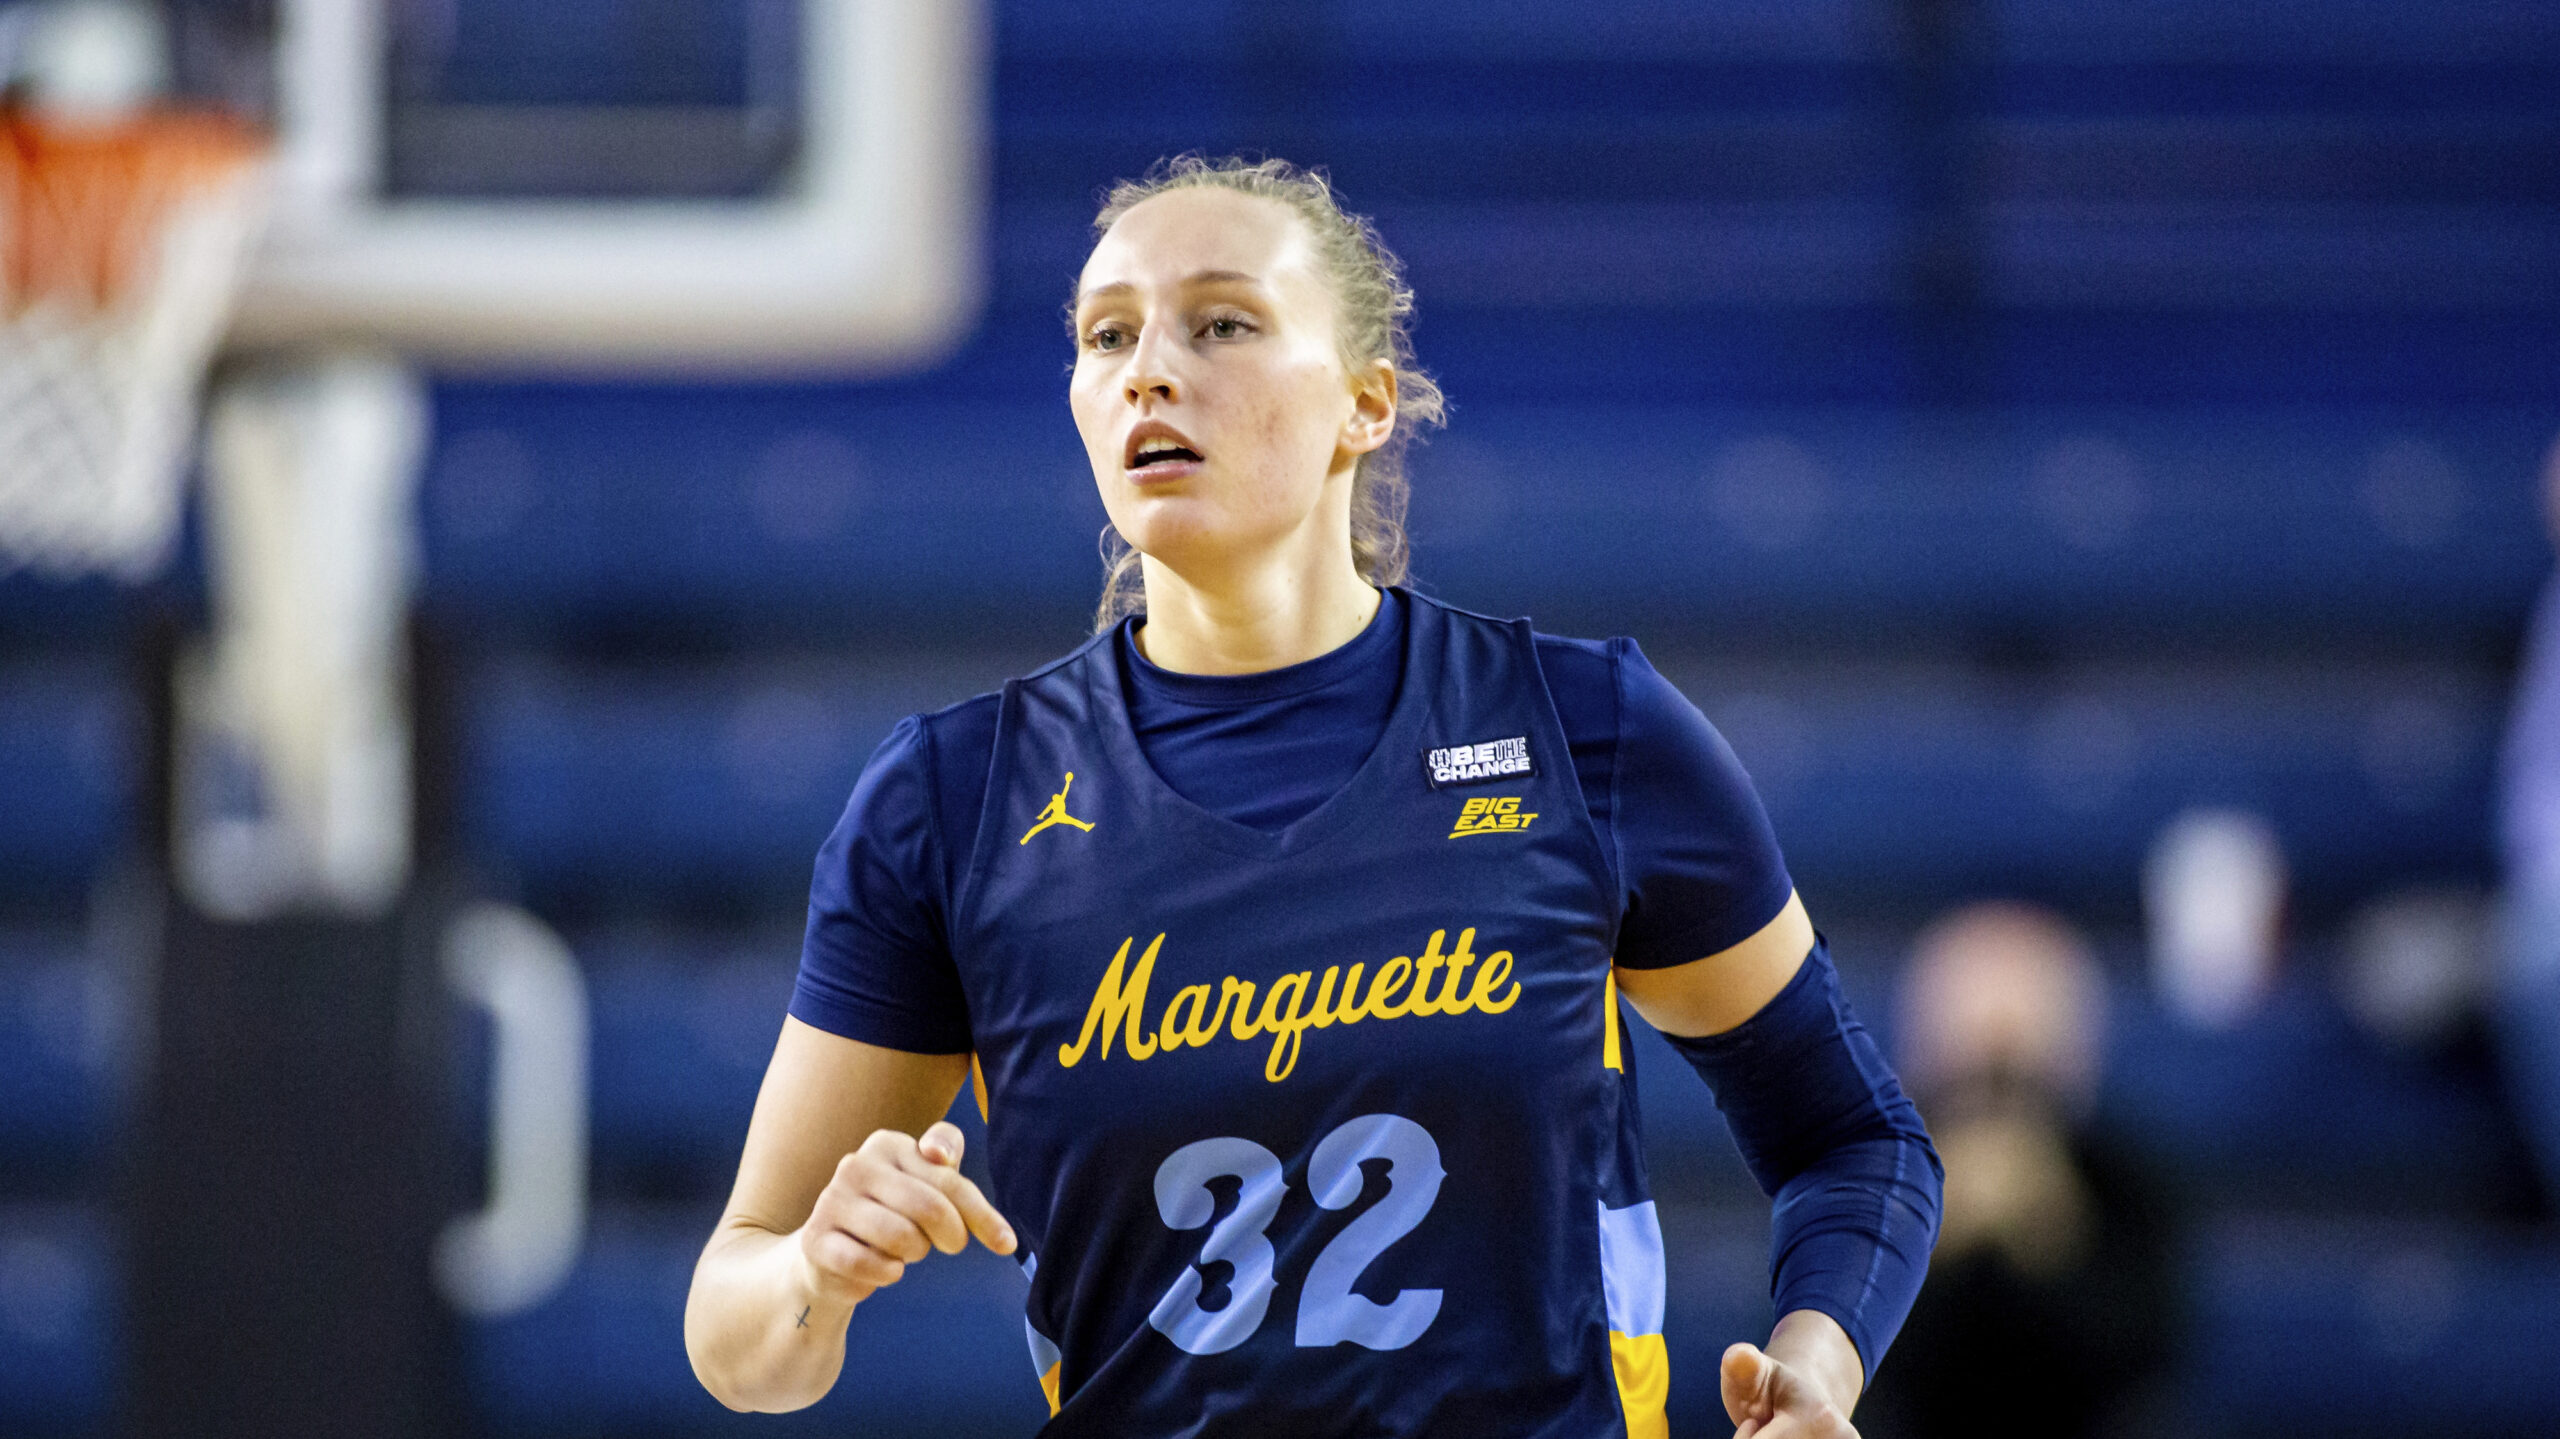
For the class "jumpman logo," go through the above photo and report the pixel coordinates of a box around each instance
[1020,771,1097,844]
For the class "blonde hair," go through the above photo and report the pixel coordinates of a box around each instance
[1084,155,1447,631]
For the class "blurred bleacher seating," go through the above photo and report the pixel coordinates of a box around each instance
[4,0,2558,1433]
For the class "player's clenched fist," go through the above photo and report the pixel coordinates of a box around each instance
[796,1121,1016,1309]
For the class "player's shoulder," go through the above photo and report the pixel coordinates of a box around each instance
[1528,629,1629,749]
[1399,587,1637,738]
[904,625,1115,760]
[900,623,1123,789]
[909,686,1001,746]
[849,690,1004,891]
[1011,625,1120,689]
[1530,628,1622,678]
[1520,623,1714,755]
[896,688,1002,797]
[1406,587,1591,656]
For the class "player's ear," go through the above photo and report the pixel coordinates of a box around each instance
[1343,359,1397,456]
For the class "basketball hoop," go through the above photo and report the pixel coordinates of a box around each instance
[0,106,268,580]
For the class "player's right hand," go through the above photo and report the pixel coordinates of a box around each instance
[795,1121,1017,1309]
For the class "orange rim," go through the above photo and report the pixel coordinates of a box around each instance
[0,107,266,315]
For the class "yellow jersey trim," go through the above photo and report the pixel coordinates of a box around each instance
[1603,969,1622,1072]
[1608,1330,1670,1439]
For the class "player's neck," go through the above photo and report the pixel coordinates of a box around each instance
[1134,551,1380,677]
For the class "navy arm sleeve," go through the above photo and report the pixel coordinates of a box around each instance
[1593,641,1940,1378]
[788,715,975,1054]
[1659,943,1942,1381]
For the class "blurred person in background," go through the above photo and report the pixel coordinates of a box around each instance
[2497,431,2560,1217]
[684,155,1942,1438]
[1860,904,2177,1439]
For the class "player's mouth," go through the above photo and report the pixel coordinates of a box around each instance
[1124,422,1204,482]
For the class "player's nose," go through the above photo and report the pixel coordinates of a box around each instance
[1122,323,1182,406]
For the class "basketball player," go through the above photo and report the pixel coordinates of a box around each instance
[685,157,1942,1439]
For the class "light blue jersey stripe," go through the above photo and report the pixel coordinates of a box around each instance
[1021,1251,1062,1377]
[1596,1200,1665,1337]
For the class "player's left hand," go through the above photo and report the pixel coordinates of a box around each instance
[1720,1341,1858,1439]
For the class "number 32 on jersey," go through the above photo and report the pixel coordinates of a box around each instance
[1147,1114,1445,1356]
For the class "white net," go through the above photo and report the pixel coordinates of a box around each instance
[0,110,268,580]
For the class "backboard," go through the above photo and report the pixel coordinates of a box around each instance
[231,0,988,372]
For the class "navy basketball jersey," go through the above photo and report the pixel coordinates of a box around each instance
[954,594,1669,1437]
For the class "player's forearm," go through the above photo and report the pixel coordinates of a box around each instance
[1655,938,1943,1372]
[1766,1308,1865,1416]
[684,1219,856,1412]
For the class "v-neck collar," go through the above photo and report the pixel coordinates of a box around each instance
[1084,587,1444,860]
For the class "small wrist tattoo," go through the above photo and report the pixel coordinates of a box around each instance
[795,1305,811,1329]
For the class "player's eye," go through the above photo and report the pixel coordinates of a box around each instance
[1203,314,1252,340]
[1085,323,1129,352]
